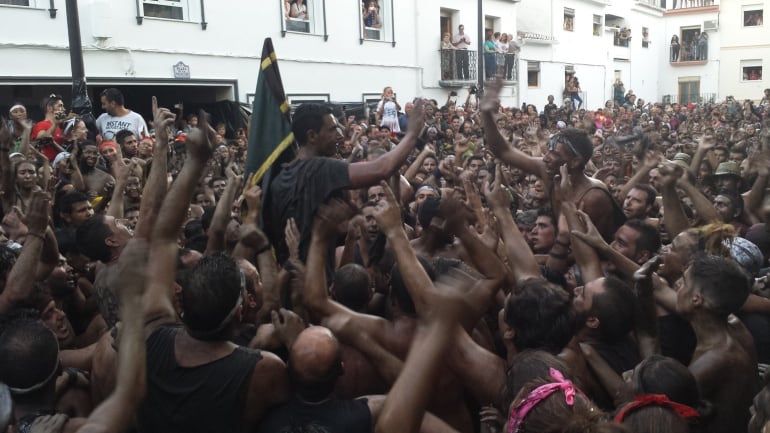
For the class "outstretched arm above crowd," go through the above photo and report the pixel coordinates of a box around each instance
[205,174,241,256]
[480,79,548,180]
[658,162,690,240]
[375,273,470,433]
[676,167,720,224]
[348,100,426,189]
[143,110,214,329]
[0,191,49,314]
[483,174,541,283]
[134,97,173,239]
[557,166,603,283]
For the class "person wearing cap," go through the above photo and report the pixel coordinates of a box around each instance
[714,161,742,193]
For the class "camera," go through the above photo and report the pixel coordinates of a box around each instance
[470,86,478,95]
[449,91,458,97]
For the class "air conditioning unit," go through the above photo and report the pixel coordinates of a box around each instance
[703,20,718,31]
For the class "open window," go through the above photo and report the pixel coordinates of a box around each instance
[743,6,763,27]
[642,27,650,48]
[360,0,394,44]
[593,15,602,36]
[563,8,574,32]
[281,0,328,38]
[741,60,763,81]
[527,62,540,88]
[138,0,207,28]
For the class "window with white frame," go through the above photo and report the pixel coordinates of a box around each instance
[527,62,540,87]
[0,0,36,6]
[360,0,393,42]
[743,6,763,27]
[282,0,325,34]
[741,60,763,81]
[143,0,186,21]
[593,15,602,36]
[563,8,574,32]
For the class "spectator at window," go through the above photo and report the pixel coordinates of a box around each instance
[451,24,471,80]
[290,0,308,20]
[670,34,680,62]
[496,33,509,77]
[506,33,521,80]
[362,0,380,29]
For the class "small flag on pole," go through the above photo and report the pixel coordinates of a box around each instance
[244,38,295,187]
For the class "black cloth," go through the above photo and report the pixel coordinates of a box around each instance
[590,335,640,376]
[657,314,696,366]
[256,396,372,433]
[265,157,351,266]
[137,325,263,433]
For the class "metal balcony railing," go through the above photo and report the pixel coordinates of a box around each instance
[669,44,708,63]
[439,49,478,84]
[661,93,717,105]
[665,0,716,9]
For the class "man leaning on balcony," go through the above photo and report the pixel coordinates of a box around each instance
[452,24,471,80]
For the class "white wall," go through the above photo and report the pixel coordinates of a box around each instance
[718,0,770,101]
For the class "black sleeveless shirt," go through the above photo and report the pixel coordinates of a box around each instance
[137,325,263,433]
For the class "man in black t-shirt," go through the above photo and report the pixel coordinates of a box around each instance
[265,102,424,265]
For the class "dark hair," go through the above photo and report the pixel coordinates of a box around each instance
[75,214,112,262]
[591,276,636,342]
[332,264,371,312]
[207,176,226,189]
[417,196,441,230]
[466,155,485,168]
[505,350,573,408]
[715,189,744,220]
[633,356,700,407]
[689,253,751,318]
[182,254,243,340]
[100,88,125,106]
[0,316,59,395]
[390,256,435,315]
[41,94,63,112]
[292,103,333,146]
[632,183,658,207]
[504,279,577,354]
[620,406,689,433]
[560,128,594,167]
[0,245,18,286]
[58,191,89,215]
[536,208,556,227]
[623,219,662,256]
[115,129,134,146]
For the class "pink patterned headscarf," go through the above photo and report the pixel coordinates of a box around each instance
[507,368,582,433]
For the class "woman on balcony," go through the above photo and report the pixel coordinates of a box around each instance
[496,34,509,78]
[670,34,680,62]
[483,31,496,80]
[567,76,583,109]
[440,32,454,81]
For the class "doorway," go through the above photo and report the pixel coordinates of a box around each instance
[678,78,700,105]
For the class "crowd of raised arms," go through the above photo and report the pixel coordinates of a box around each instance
[0,80,769,433]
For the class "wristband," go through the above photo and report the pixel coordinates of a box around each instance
[255,243,272,255]
[554,239,571,249]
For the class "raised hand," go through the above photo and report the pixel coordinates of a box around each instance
[270,308,306,349]
[285,218,300,260]
[151,96,175,149]
[24,191,50,236]
[185,110,216,161]
[438,193,472,233]
[479,78,503,115]
[570,209,605,249]
[406,99,426,137]
[371,181,403,236]
[106,238,150,301]
[657,161,684,188]
[482,172,511,211]
[243,183,262,222]
[633,255,661,295]
[697,133,716,151]
[315,198,356,237]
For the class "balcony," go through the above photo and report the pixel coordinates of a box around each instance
[661,93,717,105]
[663,0,719,14]
[438,50,518,88]
[669,44,708,65]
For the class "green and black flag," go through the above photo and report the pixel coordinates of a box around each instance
[244,38,295,187]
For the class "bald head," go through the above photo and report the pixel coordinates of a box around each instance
[289,326,342,401]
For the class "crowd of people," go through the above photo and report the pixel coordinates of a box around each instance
[0,79,769,433]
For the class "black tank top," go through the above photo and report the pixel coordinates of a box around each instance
[137,325,263,433]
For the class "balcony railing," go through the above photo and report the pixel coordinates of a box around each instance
[663,0,717,9]
[662,93,717,105]
[439,49,478,86]
[669,44,708,63]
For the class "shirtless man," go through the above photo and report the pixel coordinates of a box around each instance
[78,143,114,200]
[481,79,623,242]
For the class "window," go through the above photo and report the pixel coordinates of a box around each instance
[360,0,393,42]
[563,8,574,32]
[642,27,650,48]
[593,15,602,36]
[143,0,186,20]
[743,8,763,27]
[527,62,540,88]
[0,0,30,5]
[282,0,327,35]
[741,60,763,81]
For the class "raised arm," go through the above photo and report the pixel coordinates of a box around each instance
[106,160,131,219]
[745,149,769,219]
[204,175,241,255]
[134,97,173,239]
[689,134,716,174]
[0,191,49,314]
[77,240,148,433]
[676,169,720,224]
[348,100,426,189]
[480,79,547,179]
[143,110,214,329]
[69,141,86,192]
[557,167,602,283]
[483,175,541,282]
[404,146,434,184]
[658,162,690,240]
[615,151,660,205]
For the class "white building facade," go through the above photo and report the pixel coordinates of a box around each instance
[718,0,769,101]
[0,0,522,118]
